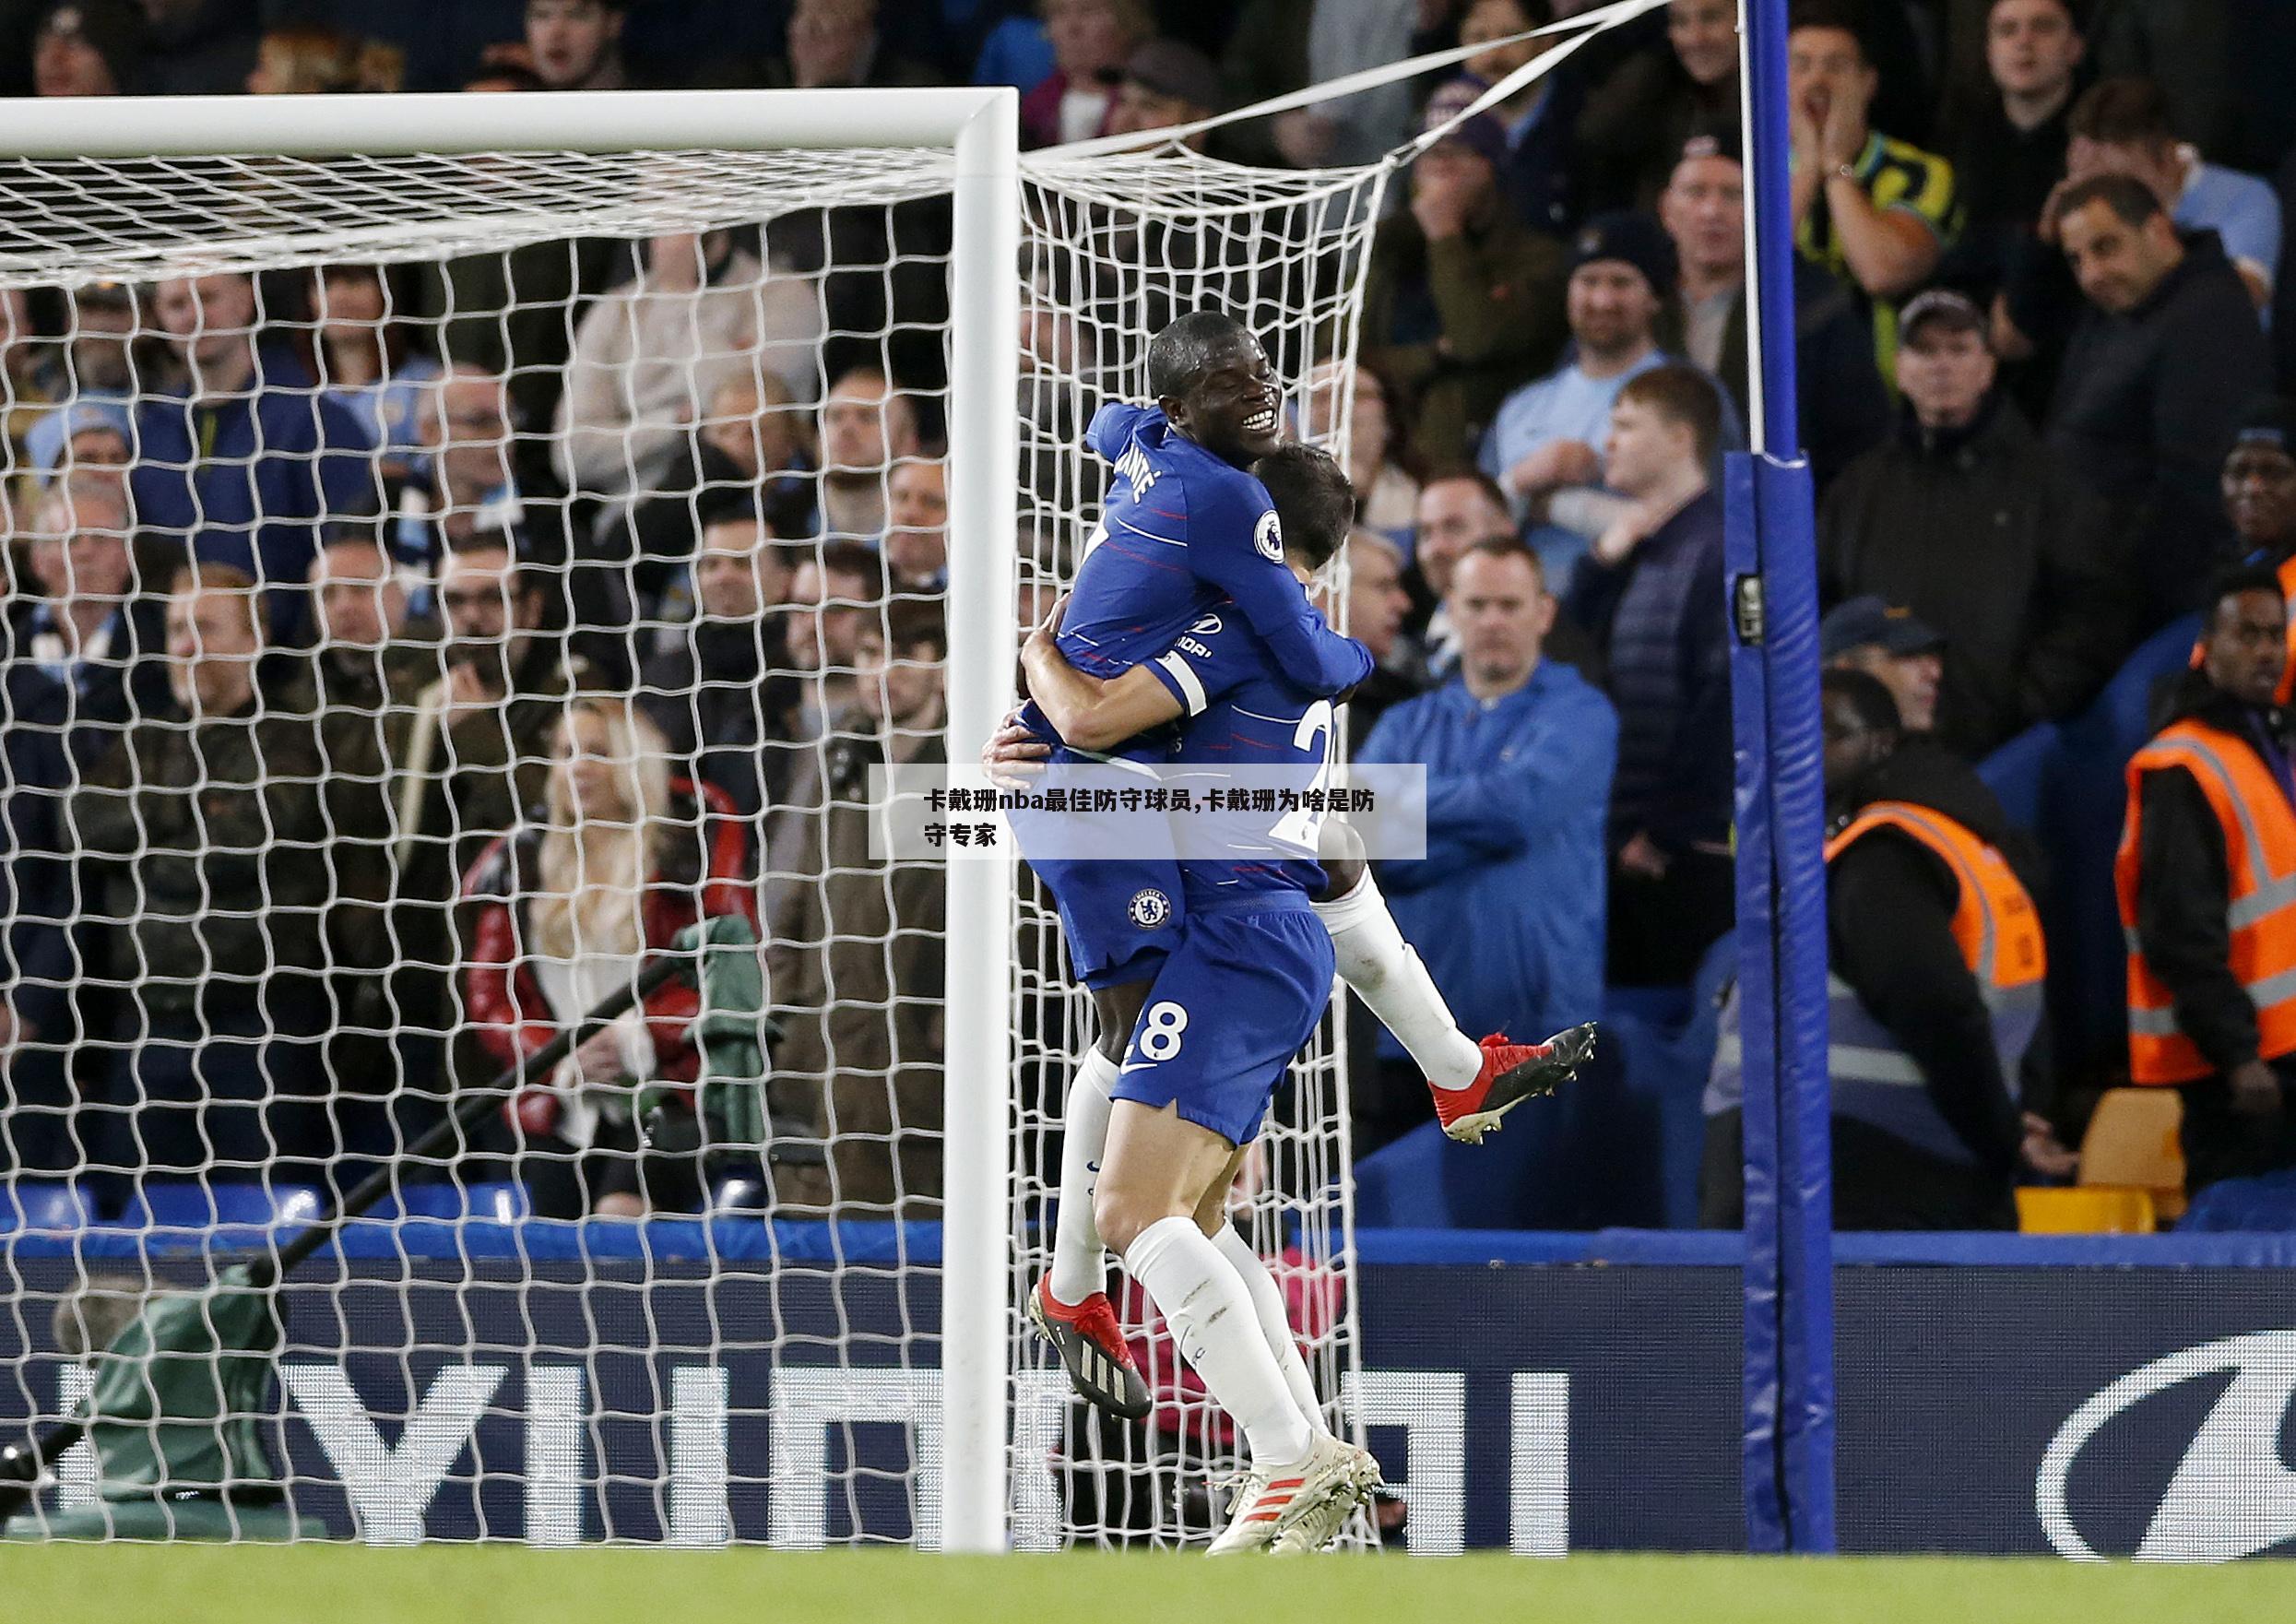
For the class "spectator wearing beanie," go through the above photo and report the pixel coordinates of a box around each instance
[1359,79,1568,473]
[2223,399,2296,704]
[30,1,145,95]
[1482,211,1738,585]
[1656,128,1888,494]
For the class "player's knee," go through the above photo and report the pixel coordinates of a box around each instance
[1091,1025,1130,1066]
[1095,1185,1171,1258]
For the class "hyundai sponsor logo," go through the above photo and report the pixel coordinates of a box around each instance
[2038,1331,2296,1563]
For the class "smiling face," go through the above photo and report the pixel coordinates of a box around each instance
[1668,0,1738,86]
[1567,261,1662,360]
[1162,331,1284,468]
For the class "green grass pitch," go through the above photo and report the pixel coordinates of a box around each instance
[5,1547,2285,1624]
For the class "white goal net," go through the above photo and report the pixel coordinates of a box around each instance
[0,94,1390,1547]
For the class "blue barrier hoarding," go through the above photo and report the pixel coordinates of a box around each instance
[6,1238,2296,1557]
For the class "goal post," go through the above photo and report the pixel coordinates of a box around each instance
[0,84,1020,1550]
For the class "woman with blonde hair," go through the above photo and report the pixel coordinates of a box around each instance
[463,694,756,1217]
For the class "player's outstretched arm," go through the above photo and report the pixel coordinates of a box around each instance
[1189,525,1372,700]
[1021,604,1183,753]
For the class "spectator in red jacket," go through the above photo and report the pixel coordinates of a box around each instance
[462,693,757,1217]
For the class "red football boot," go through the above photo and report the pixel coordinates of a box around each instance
[1028,1276,1153,1421]
[1432,1024,1599,1144]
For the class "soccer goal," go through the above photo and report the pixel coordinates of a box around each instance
[0,83,1398,1550]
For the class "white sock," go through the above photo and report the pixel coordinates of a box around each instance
[1125,1215,1316,1467]
[1315,869,1483,1089]
[1213,1225,1328,1437]
[1047,1050,1118,1306]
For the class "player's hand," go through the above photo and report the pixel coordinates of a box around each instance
[982,712,1050,791]
[1029,590,1070,645]
[0,1003,18,1055]
[1617,831,1670,880]
[2019,1111,2079,1180]
[2230,1058,2283,1120]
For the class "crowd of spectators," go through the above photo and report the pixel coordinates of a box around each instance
[8,0,2296,1228]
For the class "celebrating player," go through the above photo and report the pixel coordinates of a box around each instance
[1012,439,1597,1554]
[1006,313,1373,1422]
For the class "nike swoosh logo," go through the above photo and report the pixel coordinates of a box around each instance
[1118,1062,1154,1073]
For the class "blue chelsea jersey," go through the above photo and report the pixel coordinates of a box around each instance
[1019,403,1372,753]
[1145,606,1339,905]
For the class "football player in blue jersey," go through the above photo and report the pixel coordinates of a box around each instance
[1012,444,1597,1554]
[1012,314,1371,1080]
[1006,314,1372,1426]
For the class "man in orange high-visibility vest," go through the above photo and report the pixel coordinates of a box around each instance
[2118,564,2296,1192]
[1705,667,2062,1228]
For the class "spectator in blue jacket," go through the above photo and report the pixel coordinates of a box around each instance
[1564,363,1733,987]
[130,273,380,640]
[1357,538,1616,1146]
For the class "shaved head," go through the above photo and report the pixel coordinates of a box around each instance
[1148,310,1255,400]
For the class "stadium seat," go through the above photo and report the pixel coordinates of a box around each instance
[124,1182,325,1231]
[2079,1088,2186,1223]
[0,1181,92,1232]
[2017,1186,2158,1234]
[2177,1168,2296,1230]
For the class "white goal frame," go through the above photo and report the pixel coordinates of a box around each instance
[0,87,1021,1554]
